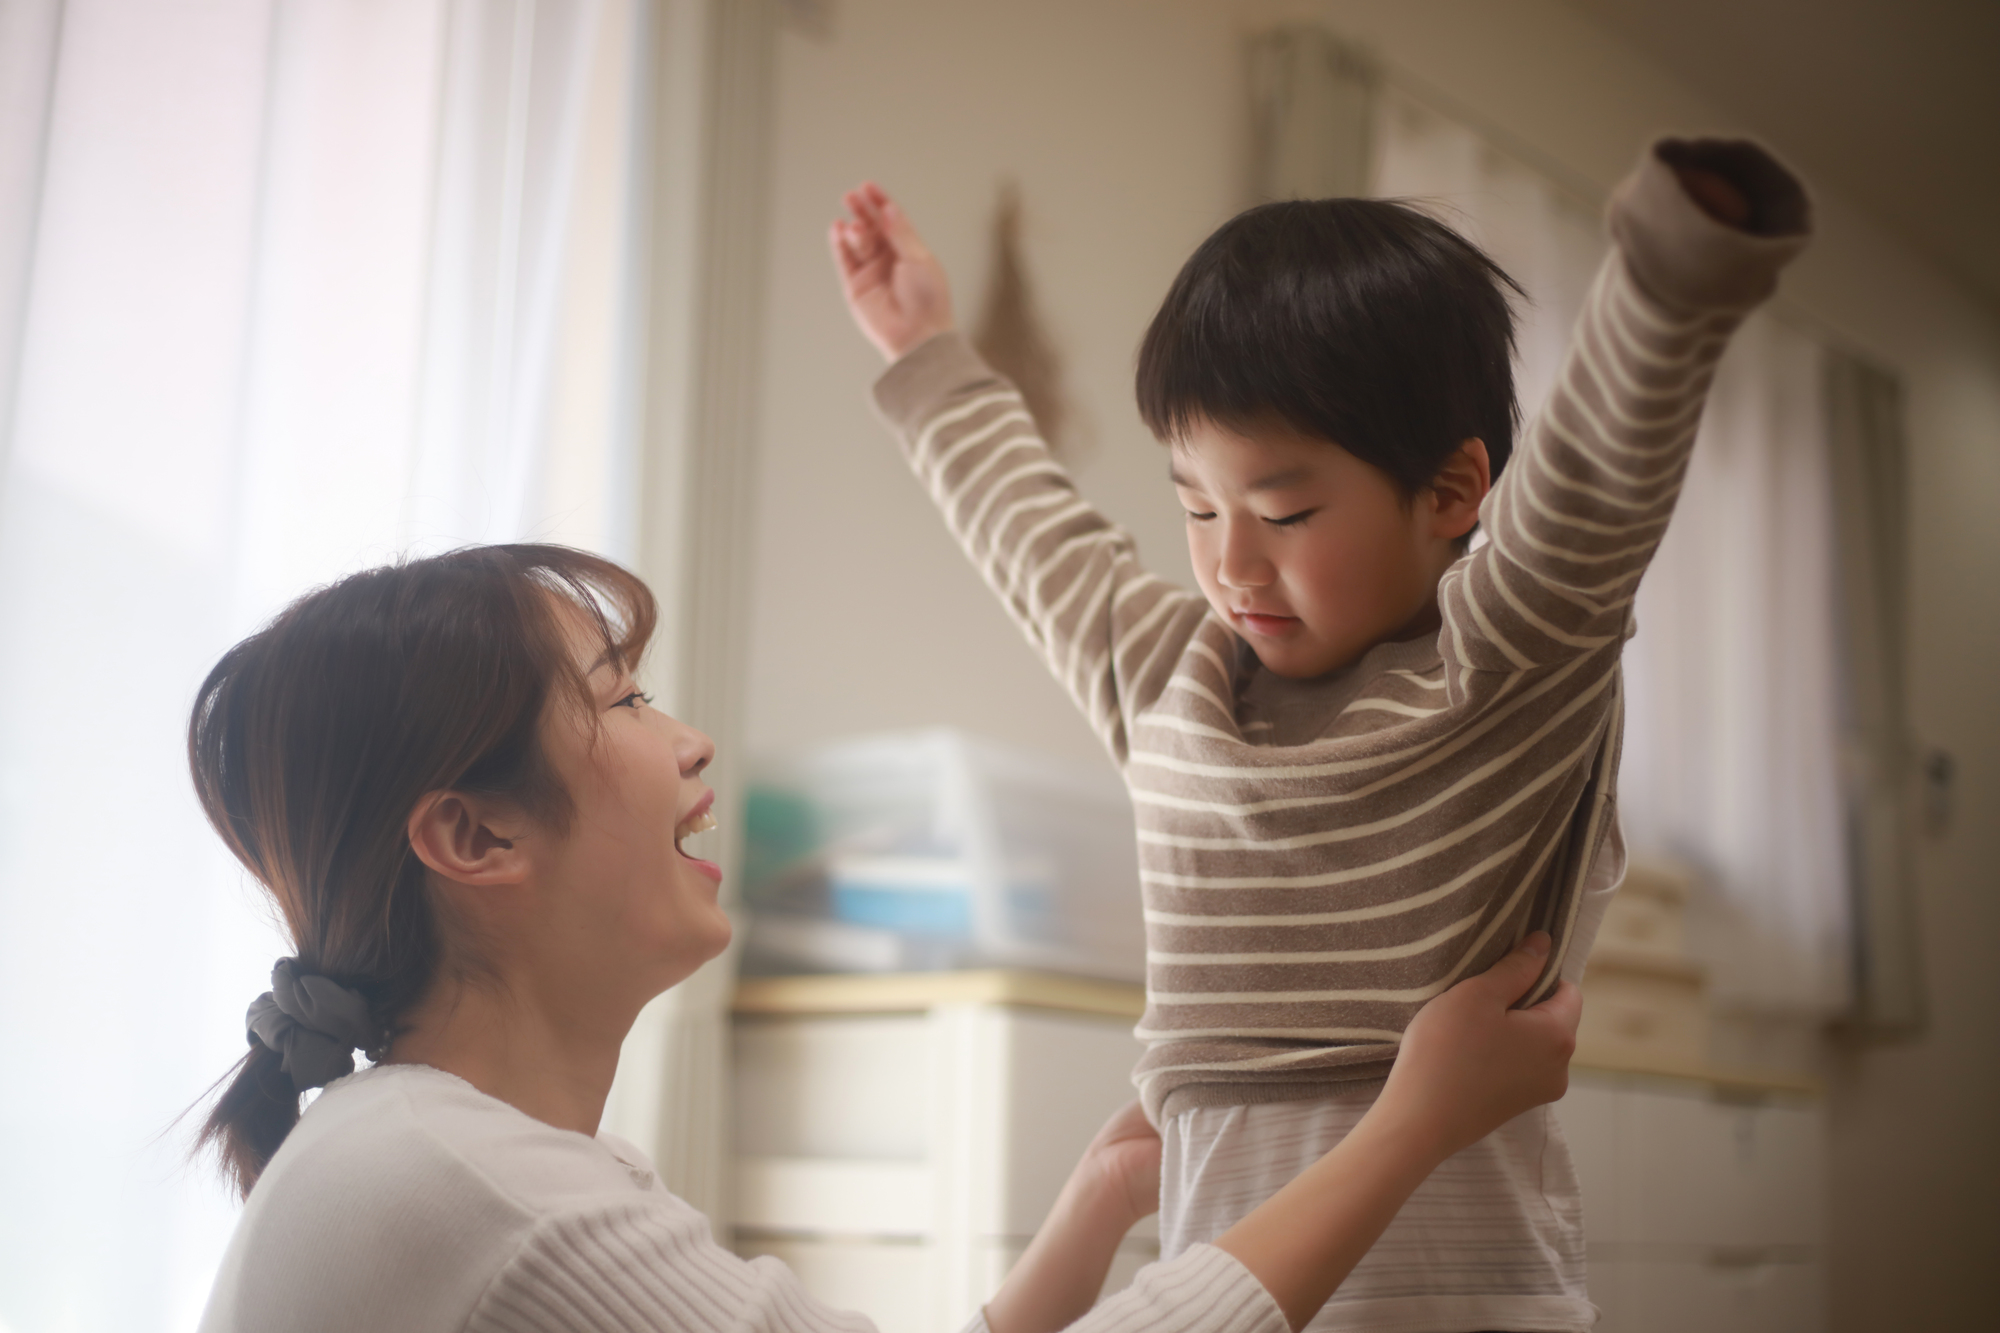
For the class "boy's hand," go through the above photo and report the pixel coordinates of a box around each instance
[1374,933,1581,1160]
[1673,165,1753,230]
[830,182,955,362]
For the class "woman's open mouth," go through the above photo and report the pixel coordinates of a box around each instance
[674,795,723,882]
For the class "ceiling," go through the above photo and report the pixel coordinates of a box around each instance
[1569,0,2000,311]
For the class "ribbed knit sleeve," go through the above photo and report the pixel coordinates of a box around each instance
[466,1196,875,1333]
[469,1191,1282,1333]
[1439,137,1810,677]
[1069,1244,1287,1333]
[873,334,1211,766]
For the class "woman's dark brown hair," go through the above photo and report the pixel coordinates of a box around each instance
[188,544,656,1198]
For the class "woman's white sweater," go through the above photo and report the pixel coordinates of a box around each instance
[198,1063,1286,1333]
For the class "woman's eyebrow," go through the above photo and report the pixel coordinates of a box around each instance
[586,647,623,676]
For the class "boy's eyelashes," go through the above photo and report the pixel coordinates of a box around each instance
[1182,508,1320,527]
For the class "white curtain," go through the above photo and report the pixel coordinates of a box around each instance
[1369,90,1852,1015]
[0,2,651,1328]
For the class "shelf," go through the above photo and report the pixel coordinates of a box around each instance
[734,968,1147,1020]
[735,970,1822,1097]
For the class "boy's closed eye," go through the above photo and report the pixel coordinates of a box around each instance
[1180,507,1320,526]
[1264,508,1319,528]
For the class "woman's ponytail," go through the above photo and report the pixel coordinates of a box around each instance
[198,1044,303,1199]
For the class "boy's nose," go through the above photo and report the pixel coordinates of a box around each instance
[1216,524,1274,589]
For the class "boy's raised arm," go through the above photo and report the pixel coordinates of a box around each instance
[832,185,1208,764]
[1441,139,1812,674]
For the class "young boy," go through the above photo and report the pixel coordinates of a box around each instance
[831,138,1809,1332]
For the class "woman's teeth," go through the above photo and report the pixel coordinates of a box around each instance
[675,810,718,851]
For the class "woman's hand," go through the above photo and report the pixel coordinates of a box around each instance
[1374,931,1582,1162]
[1073,1099,1163,1231]
[829,182,955,362]
[982,1100,1159,1333]
[1214,934,1581,1331]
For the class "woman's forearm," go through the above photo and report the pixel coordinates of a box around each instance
[1213,1111,1449,1331]
[982,1172,1138,1333]
[990,1111,1443,1333]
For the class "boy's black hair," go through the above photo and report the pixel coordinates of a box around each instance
[1136,198,1524,494]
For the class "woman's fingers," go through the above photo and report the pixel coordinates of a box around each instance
[1526,978,1583,1037]
[1089,1098,1158,1151]
[1463,931,1552,1009]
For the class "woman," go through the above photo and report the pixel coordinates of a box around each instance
[191,544,1579,1333]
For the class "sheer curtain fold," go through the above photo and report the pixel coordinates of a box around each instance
[0,4,652,1329]
[1619,314,1852,1015]
[235,0,648,620]
[1825,353,1923,1034]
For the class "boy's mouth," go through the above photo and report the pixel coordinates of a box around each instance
[1233,609,1301,638]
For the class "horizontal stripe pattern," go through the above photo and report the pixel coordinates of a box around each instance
[876,146,1803,1104]
[877,234,1765,1121]
[1162,1098,1596,1332]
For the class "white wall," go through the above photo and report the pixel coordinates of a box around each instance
[743,0,1245,775]
[743,1,2000,1327]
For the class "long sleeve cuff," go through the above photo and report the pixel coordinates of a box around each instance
[1608,137,1812,314]
[872,330,1006,439]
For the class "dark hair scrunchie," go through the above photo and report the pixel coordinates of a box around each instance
[245,959,378,1090]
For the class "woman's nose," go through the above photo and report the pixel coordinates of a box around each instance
[678,723,715,778]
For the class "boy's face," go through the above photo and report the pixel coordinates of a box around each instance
[1170,417,1475,680]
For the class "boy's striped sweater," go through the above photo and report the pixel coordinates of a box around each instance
[874,139,1810,1121]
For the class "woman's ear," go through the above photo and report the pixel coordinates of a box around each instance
[407,791,533,888]
[1429,438,1492,541]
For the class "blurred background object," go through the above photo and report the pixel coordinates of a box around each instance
[742,729,1145,980]
[971,183,1084,462]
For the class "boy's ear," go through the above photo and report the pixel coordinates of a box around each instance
[1429,438,1492,540]
[407,790,534,889]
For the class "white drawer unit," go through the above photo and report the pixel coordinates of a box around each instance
[731,972,1157,1333]
[1594,1255,1827,1333]
[735,972,1828,1333]
[1554,1068,1828,1333]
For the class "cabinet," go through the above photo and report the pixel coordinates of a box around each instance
[1556,1072,1827,1333]
[731,971,1827,1333]
[732,972,1158,1333]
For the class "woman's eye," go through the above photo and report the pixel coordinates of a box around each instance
[1265,508,1318,528]
[615,691,654,710]
[1185,510,1217,522]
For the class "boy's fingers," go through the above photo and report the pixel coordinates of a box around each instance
[879,198,926,255]
[849,185,888,232]
[828,222,858,276]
